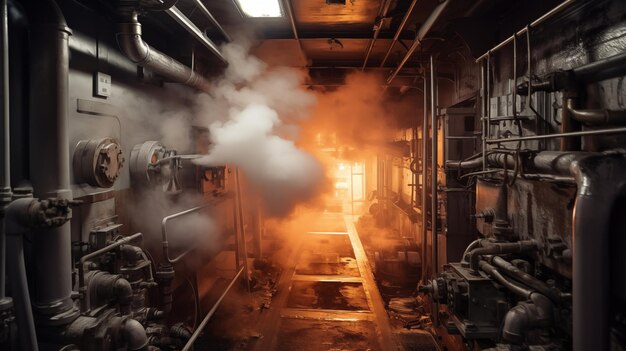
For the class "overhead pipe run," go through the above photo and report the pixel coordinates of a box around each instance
[116,11,214,93]
[475,0,576,62]
[387,0,449,85]
[282,0,307,65]
[164,6,226,64]
[191,0,232,43]
[361,0,393,70]
[379,0,418,68]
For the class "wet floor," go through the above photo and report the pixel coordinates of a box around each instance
[253,212,396,351]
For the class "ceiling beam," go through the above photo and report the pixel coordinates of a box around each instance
[259,30,416,40]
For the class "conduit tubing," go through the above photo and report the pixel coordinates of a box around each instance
[116,11,213,93]
[379,0,418,68]
[387,0,449,84]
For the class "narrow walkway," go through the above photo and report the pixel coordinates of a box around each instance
[253,212,399,351]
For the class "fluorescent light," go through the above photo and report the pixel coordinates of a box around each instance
[235,0,283,18]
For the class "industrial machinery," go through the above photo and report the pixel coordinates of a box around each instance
[1,0,626,350]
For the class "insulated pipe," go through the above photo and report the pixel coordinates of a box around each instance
[570,152,626,351]
[27,0,76,321]
[116,11,213,93]
[387,0,449,84]
[379,0,418,68]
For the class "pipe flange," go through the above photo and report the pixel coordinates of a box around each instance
[74,138,124,188]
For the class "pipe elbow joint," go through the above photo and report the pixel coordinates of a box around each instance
[123,318,149,351]
[502,303,530,344]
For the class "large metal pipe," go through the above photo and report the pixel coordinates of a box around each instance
[27,0,77,323]
[379,0,418,68]
[570,152,626,351]
[387,0,449,84]
[116,11,213,93]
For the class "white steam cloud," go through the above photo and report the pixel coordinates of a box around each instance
[192,41,325,217]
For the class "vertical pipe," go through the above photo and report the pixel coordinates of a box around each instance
[481,62,486,170]
[232,197,240,270]
[0,0,10,300]
[7,233,38,351]
[379,0,418,68]
[421,71,428,282]
[235,168,251,292]
[282,0,306,64]
[430,55,439,325]
[430,55,438,276]
[486,52,491,153]
[27,0,76,321]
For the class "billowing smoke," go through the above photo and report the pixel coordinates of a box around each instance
[192,41,326,217]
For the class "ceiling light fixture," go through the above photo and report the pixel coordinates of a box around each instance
[234,0,284,18]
